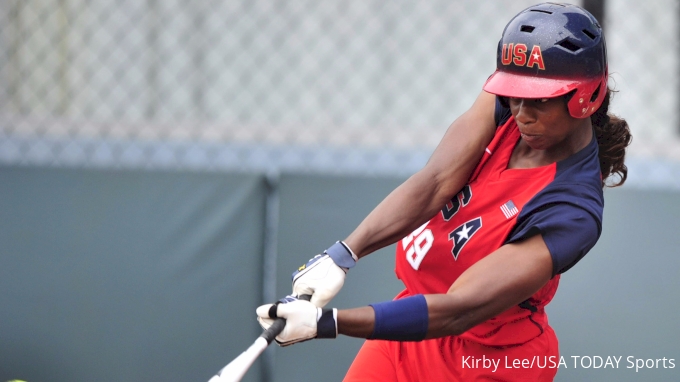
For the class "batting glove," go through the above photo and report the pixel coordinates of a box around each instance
[292,241,357,308]
[256,295,338,347]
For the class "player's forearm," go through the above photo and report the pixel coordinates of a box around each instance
[343,169,455,259]
[337,306,375,338]
[334,294,473,340]
[334,293,525,341]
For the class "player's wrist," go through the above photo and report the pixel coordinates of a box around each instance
[326,241,357,269]
[316,308,338,339]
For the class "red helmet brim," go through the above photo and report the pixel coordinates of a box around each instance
[483,70,582,99]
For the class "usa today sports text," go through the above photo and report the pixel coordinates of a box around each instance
[461,355,676,372]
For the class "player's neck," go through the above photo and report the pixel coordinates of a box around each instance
[509,122,593,169]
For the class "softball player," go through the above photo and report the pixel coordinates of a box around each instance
[257,3,632,381]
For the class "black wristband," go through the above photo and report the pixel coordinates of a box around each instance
[316,308,338,339]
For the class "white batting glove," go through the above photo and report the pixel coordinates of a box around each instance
[292,241,357,307]
[256,295,338,347]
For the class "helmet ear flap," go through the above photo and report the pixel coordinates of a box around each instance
[566,76,607,118]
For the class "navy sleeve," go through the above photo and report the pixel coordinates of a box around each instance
[507,203,600,276]
[494,96,512,127]
[506,177,604,276]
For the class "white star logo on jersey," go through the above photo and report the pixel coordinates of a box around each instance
[448,217,482,260]
[456,223,473,241]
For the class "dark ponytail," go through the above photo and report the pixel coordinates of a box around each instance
[590,88,632,188]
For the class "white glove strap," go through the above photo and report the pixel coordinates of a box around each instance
[340,241,359,262]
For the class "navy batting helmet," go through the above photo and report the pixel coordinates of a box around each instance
[483,3,607,118]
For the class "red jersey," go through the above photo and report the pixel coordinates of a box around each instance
[394,111,603,346]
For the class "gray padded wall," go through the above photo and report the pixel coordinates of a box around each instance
[0,166,268,382]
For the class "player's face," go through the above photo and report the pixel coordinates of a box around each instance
[508,96,585,151]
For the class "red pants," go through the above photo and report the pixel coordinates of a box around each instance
[344,326,559,381]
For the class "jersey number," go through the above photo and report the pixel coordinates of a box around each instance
[402,222,434,270]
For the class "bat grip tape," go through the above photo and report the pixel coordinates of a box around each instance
[261,318,286,344]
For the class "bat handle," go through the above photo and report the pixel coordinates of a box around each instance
[261,318,285,344]
[260,294,312,344]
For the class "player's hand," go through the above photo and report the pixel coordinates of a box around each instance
[256,295,337,346]
[292,241,357,307]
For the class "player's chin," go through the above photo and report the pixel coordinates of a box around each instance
[520,133,549,149]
